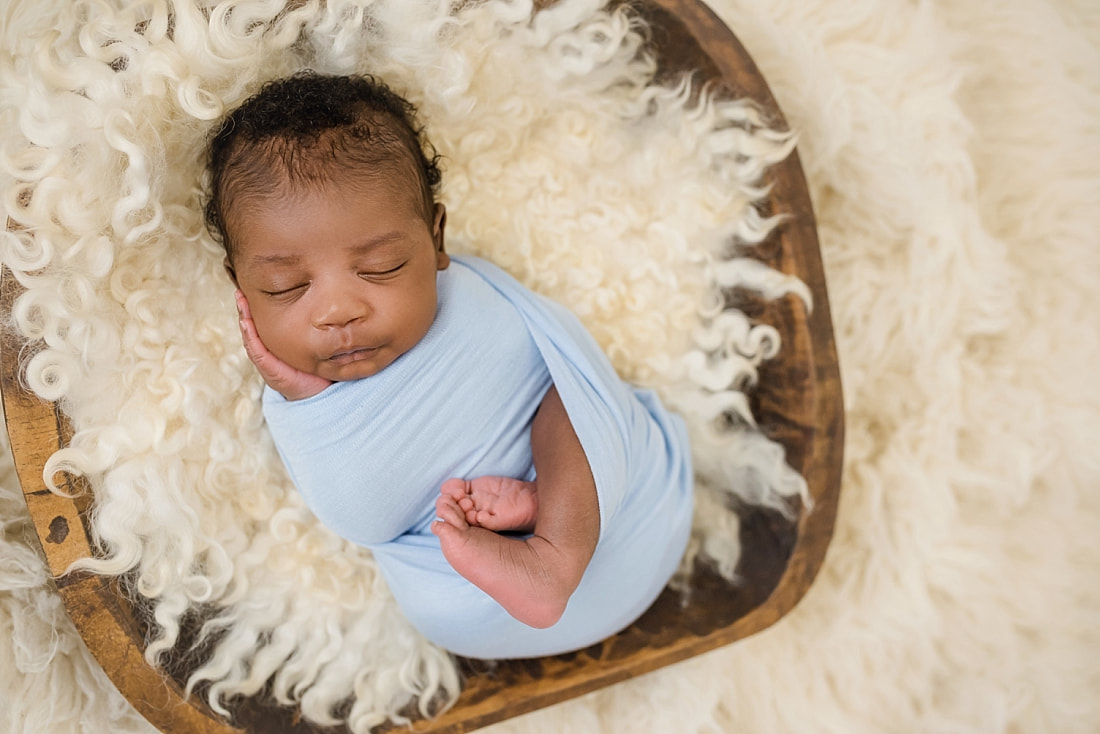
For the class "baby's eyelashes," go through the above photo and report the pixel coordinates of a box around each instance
[261,283,309,301]
[357,262,407,281]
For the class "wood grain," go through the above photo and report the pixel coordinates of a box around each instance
[0,1,843,732]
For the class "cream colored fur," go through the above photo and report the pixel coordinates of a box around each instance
[2,0,1099,733]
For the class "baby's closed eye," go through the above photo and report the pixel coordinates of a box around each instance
[262,282,309,300]
[357,261,407,280]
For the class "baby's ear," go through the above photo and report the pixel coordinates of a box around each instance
[223,257,239,286]
[433,204,449,270]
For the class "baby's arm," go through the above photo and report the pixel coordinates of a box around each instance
[236,291,332,400]
[526,384,600,582]
[433,386,599,628]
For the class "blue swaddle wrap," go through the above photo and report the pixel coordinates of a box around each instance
[263,256,693,659]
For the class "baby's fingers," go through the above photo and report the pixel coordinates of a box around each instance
[235,291,264,357]
[236,301,282,377]
[234,290,253,321]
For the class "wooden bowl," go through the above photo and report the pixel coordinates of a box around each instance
[0,0,843,731]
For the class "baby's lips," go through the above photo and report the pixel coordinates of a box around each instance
[325,345,378,364]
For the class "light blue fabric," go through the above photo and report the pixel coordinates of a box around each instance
[263,256,693,659]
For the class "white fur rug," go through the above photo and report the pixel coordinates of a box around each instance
[2,0,1099,732]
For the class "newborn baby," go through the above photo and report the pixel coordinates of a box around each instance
[205,72,694,659]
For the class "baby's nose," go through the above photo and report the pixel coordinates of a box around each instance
[312,287,370,329]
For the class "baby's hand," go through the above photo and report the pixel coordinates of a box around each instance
[235,290,332,401]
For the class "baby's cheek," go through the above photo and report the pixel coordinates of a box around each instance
[255,314,312,366]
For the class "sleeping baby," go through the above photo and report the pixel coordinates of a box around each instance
[204,72,694,659]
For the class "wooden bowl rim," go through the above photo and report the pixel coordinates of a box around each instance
[0,1,843,732]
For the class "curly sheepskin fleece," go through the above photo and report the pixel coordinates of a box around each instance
[0,0,812,730]
[3,0,1099,733]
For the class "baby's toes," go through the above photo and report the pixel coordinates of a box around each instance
[435,494,467,528]
[440,478,470,501]
[475,509,499,528]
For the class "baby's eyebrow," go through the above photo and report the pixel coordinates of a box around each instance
[249,252,302,268]
[246,232,406,270]
[348,231,405,255]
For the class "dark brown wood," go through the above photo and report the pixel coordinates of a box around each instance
[0,1,843,732]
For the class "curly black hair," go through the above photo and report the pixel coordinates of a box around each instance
[204,72,442,259]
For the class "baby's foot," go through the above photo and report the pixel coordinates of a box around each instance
[431,494,569,628]
[440,476,538,533]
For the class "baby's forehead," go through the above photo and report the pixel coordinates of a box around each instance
[227,172,427,258]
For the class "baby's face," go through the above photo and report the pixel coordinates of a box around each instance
[227,183,448,382]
